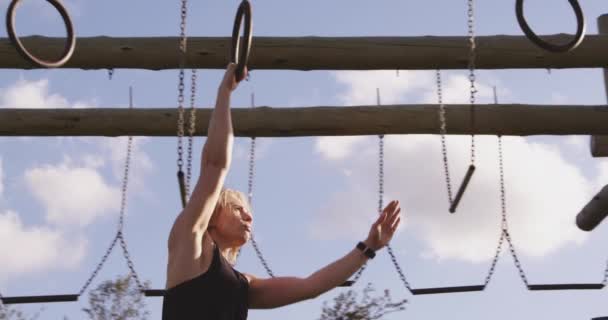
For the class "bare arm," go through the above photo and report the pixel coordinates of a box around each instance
[169,64,243,248]
[247,201,402,309]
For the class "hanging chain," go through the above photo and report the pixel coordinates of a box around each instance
[115,88,144,290]
[436,70,454,205]
[79,233,120,295]
[467,0,477,166]
[498,136,529,286]
[246,92,275,277]
[79,87,144,294]
[176,0,188,178]
[602,252,608,285]
[185,69,198,195]
[374,88,412,291]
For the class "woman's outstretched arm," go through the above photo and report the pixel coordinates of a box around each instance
[247,200,402,309]
[168,64,242,248]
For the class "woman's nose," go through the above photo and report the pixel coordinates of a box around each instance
[242,209,253,222]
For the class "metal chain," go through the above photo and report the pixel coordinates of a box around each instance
[375,88,412,291]
[246,92,275,277]
[467,0,477,165]
[79,233,120,295]
[185,69,198,195]
[483,232,505,286]
[79,87,144,294]
[602,253,608,285]
[117,88,145,290]
[176,0,188,177]
[498,136,529,286]
[118,232,145,290]
[436,70,454,205]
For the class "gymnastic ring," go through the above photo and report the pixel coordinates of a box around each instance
[230,0,253,82]
[516,0,586,53]
[6,0,76,68]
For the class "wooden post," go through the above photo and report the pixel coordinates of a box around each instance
[1,35,608,70]
[590,14,608,157]
[1,105,608,137]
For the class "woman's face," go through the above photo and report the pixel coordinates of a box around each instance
[212,200,253,247]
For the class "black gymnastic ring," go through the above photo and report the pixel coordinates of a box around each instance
[6,0,76,68]
[231,0,253,82]
[516,0,586,53]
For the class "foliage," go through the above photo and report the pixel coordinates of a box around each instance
[318,283,407,320]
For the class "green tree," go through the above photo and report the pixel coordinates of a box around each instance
[318,283,407,320]
[0,304,41,320]
[81,274,149,320]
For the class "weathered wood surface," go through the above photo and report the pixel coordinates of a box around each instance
[1,105,608,137]
[0,35,606,70]
[591,15,608,157]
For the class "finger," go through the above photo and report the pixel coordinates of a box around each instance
[383,200,397,214]
[384,203,400,220]
[374,210,388,226]
[390,215,401,231]
[386,207,401,226]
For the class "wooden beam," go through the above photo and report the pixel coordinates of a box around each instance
[1,34,607,70]
[591,14,608,157]
[1,105,608,137]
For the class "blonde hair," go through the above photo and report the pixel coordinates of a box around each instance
[212,188,251,265]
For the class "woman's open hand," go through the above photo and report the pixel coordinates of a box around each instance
[364,200,402,251]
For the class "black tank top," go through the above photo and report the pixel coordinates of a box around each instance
[162,244,249,320]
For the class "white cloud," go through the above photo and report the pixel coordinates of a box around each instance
[24,158,120,227]
[564,136,587,152]
[420,73,496,104]
[312,70,592,263]
[0,210,86,282]
[333,70,502,107]
[311,134,592,263]
[0,79,94,109]
[315,136,368,161]
[333,70,433,105]
[98,137,153,192]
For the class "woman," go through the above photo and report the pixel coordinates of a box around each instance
[162,64,403,320]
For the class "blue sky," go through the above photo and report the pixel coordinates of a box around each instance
[2,0,608,319]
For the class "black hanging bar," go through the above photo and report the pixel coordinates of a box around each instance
[410,285,485,295]
[144,280,354,297]
[177,171,187,209]
[449,165,476,213]
[340,280,355,287]
[527,283,604,291]
[1,294,79,304]
[576,185,608,232]
[144,289,165,297]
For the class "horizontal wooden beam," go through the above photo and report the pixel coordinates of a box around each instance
[1,105,608,137]
[591,15,608,158]
[1,35,607,70]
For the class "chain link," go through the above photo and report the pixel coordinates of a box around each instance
[436,70,454,205]
[79,87,144,294]
[467,0,477,166]
[176,0,188,176]
[244,92,275,277]
[602,255,608,285]
[79,233,120,295]
[118,232,145,290]
[185,69,198,195]
[497,136,529,286]
[375,88,412,291]
[483,232,505,286]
